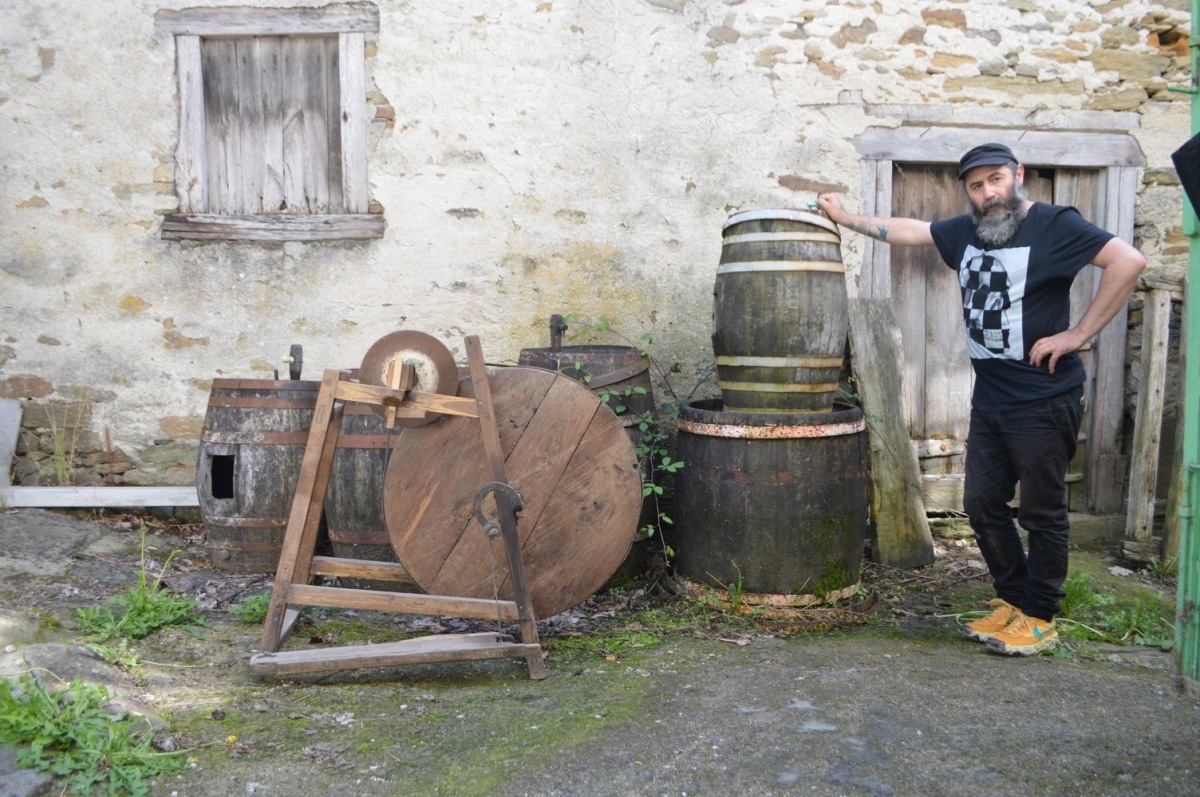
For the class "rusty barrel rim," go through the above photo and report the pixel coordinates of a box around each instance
[677,399,863,438]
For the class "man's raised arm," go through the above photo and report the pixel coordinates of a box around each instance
[816,194,935,247]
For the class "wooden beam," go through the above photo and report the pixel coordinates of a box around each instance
[1126,289,1173,542]
[249,633,539,676]
[261,370,343,653]
[286,584,520,622]
[852,127,1145,168]
[863,105,1140,132]
[1088,166,1137,514]
[921,474,966,514]
[156,4,380,36]
[339,32,369,214]
[0,399,21,488]
[333,382,479,417]
[848,298,935,567]
[856,159,893,300]
[161,213,385,241]
[0,486,199,508]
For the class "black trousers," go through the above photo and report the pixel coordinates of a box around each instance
[962,386,1084,622]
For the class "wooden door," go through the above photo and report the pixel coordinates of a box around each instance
[889,164,1101,511]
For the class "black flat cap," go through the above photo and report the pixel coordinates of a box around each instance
[958,143,1018,179]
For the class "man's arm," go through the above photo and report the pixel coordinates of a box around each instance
[816,194,935,246]
[1028,237,1147,373]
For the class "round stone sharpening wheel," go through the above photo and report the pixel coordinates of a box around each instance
[358,331,460,427]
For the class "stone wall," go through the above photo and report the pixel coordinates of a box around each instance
[0,0,1193,491]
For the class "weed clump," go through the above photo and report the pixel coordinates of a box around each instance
[0,674,186,796]
[75,529,208,642]
[228,592,271,624]
[1058,571,1174,649]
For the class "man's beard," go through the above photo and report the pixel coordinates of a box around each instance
[972,180,1028,247]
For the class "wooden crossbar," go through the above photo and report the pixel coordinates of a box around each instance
[309,555,412,581]
[284,584,520,622]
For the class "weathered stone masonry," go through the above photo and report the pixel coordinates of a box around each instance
[0,0,1193,496]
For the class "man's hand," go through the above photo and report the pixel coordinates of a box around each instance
[1029,328,1088,374]
[816,194,849,224]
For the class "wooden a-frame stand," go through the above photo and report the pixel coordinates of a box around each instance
[249,335,546,680]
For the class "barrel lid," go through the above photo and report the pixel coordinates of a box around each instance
[723,208,840,237]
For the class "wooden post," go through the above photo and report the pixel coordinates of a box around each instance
[260,369,344,652]
[847,298,935,568]
[1125,288,1172,556]
[464,335,546,679]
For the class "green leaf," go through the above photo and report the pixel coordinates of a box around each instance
[615,405,627,413]
[633,387,647,394]
[642,486,654,497]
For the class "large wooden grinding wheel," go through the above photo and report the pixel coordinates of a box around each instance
[384,367,643,619]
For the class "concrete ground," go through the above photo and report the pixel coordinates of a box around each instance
[0,508,1195,797]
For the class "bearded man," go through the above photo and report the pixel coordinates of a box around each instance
[816,143,1145,655]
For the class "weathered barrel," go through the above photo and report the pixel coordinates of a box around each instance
[198,379,319,573]
[519,344,658,561]
[674,399,868,596]
[713,209,847,413]
[324,406,417,591]
[517,345,654,420]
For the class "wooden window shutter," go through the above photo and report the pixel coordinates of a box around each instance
[156,4,383,241]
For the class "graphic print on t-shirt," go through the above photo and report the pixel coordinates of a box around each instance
[958,244,1030,360]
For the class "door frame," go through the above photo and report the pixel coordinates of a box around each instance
[851,124,1146,515]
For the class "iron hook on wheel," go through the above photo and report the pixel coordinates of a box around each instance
[473,481,523,539]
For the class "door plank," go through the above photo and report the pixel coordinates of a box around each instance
[235,38,265,214]
[890,164,929,438]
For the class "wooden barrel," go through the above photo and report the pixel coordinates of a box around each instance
[518,345,658,559]
[674,399,868,595]
[517,345,654,420]
[198,379,319,573]
[713,209,847,413]
[324,405,417,591]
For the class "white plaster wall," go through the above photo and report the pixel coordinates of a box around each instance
[0,0,1193,480]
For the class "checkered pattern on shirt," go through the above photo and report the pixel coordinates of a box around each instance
[960,253,1012,355]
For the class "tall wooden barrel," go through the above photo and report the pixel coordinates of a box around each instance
[674,400,868,595]
[324,405,417,591]
[198,379,319,573]
[713,209,847,413]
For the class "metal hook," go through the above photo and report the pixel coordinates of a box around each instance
[473,481,523,539]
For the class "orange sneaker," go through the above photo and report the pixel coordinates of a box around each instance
[961,599,1021,643]
[985,613,1058,656]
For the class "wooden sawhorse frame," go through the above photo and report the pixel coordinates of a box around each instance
[249,335,546,679]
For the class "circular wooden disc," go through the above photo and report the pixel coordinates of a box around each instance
[359,331,459,427]
[384,367,642,619]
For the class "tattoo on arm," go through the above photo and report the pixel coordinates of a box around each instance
[847,218,889,242]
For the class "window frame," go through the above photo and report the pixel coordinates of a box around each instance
[155,4,383,241]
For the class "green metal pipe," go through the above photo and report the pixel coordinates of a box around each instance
[1173,0,1200,697]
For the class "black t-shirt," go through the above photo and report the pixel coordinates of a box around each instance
[929,203,1114,411]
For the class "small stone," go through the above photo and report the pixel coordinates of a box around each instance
[1108,566,1134,577]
